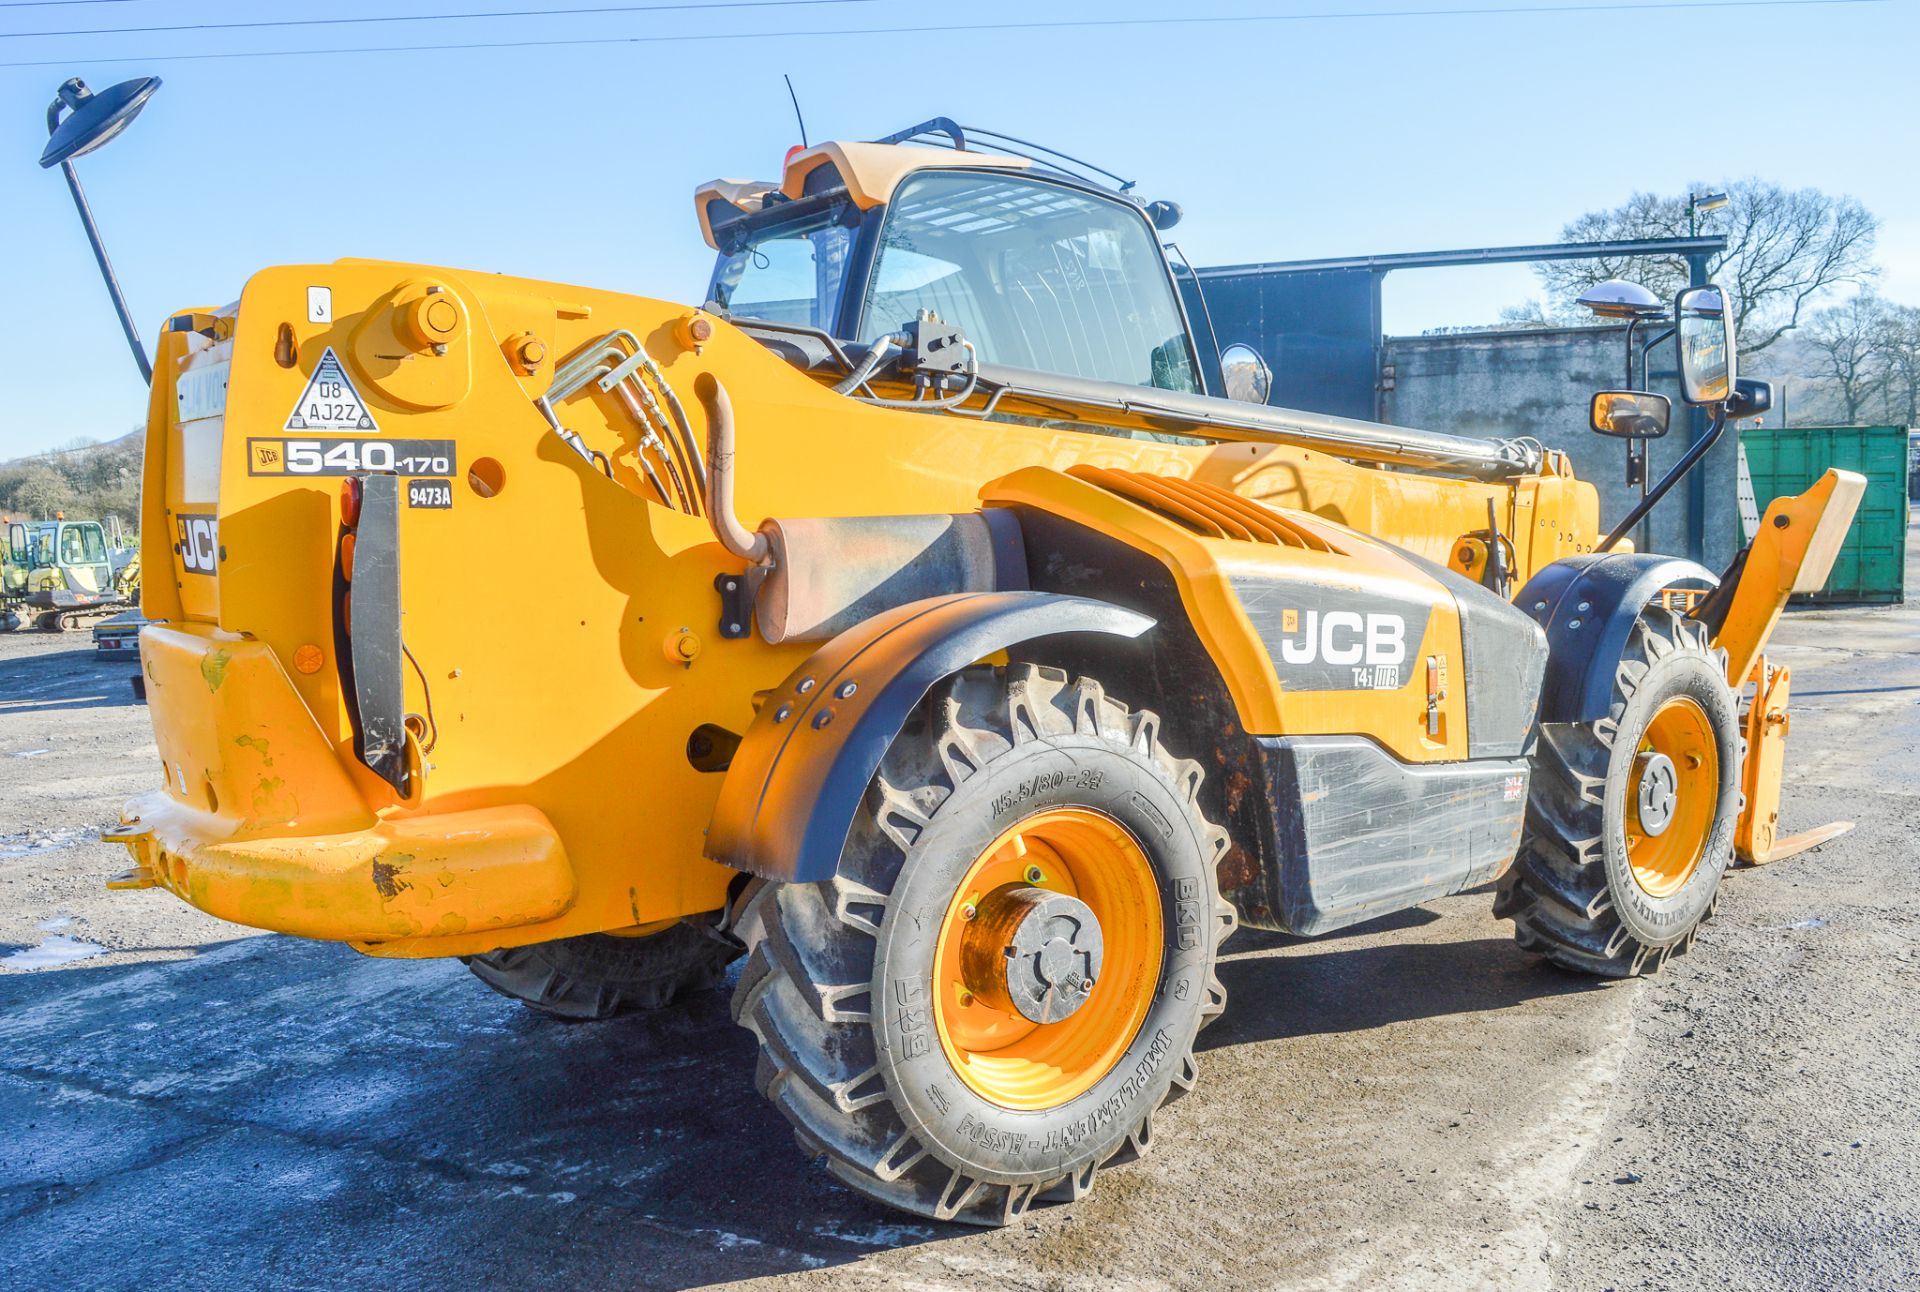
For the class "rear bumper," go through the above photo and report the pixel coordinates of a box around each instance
[111,622,575,944]
[110,796,575,943]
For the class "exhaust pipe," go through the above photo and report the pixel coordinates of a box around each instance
[695,373,770,566]
[692,372,1024,644]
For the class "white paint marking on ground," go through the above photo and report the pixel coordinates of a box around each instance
[0,827,99,860]
[0,696,108,710]
[1,935,108,970]
[812,1221,937,1248]
[0,937,260,1040]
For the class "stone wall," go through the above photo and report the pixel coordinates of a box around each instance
[1382,325,1738,570]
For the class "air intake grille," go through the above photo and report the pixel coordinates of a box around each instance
[1068,466,1338,551]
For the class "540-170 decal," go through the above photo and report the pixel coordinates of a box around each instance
[247,437,454,478]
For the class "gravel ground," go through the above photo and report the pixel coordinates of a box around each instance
[0,530,1914,1291]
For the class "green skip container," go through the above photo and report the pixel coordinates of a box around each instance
[1739,424,1909,604]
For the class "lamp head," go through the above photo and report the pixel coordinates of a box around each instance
[40,76,161,169]
[1576,278,1666,320]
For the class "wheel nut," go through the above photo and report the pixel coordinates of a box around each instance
[960,902,978,922]
[1024,865,1044,884]
[958,989,975,1008]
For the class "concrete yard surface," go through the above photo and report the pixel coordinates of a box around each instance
[1,532,1916,1290]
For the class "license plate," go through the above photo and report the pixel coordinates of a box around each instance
[175,360,230,425]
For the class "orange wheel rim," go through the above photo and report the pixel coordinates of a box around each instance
[931,807,1163,1111]
[1626,696,1719,899]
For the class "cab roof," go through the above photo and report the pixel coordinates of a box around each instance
[695,139,1033,251]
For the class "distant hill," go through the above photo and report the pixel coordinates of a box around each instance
[0,430,143,528]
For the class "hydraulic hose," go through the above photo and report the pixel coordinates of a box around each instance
[832,334,905,396]
[634,353,708,500]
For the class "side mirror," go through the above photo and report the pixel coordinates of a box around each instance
[1676,285,1736,405]
[1725,377,1773,422]
[1145,199,1182,231]
[1219,343,1273,405]
[1591,390,1672,439]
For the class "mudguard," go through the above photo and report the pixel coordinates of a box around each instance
[342,473,407,793]
[1518,552,1718,725]
[704,590,1154,883]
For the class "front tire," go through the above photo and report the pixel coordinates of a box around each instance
[731,664,1236,1225]
[1496,607,1741,977]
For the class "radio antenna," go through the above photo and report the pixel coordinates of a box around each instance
[783,74,808,150]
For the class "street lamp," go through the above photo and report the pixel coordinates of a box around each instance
[1688,189,1730,237]
[1578,279,1667,387]
[39,75,162,385]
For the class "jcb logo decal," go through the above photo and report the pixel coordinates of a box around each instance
[1235,576,1432,694]
[176,514,218,576]
[1278,610,1408,669]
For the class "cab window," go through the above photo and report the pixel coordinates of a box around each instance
[860,172,1198,394]
[710,208,853,332]
[59,524,106,565]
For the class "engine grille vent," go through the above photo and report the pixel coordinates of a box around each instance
[1067,466,1338,552]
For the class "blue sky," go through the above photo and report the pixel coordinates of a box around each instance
[2,0,1914,457]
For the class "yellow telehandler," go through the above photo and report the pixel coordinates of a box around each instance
[67,90,1858,1223]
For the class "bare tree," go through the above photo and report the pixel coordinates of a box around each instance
[1802,294,1890,424]
[3,466,77,521]
[1871,303,1920,428]
[1534,180,1879,355]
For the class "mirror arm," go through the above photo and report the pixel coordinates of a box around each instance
[1638,326,1674,390]
[1597,407,1728,552]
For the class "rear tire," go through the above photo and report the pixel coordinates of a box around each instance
[731,664,1236,1225]
[1496,607,1741,977]
[463,921,740,1021]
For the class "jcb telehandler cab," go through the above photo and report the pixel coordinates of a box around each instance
[67,91,1859,1225]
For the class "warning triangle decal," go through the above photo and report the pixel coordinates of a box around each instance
[286,347,378,432]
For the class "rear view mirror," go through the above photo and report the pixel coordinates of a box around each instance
[1591,390,1672,439]
[1676,285,1735,405]
[1219,343,1272,405]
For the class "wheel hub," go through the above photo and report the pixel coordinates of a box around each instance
[962,885,1104,1024]
[1635,751,1678,837]
[1626,696,1720,900]
[932,806,1162,1110]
